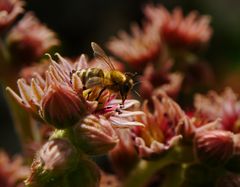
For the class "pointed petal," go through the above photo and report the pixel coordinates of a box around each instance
[75,54,88,70]
[117,111,145,118]
[6,87,28,108]
[72,73,83,92]
[55,53,72,73]
[31,79,44,104]
[17,79,32,107]
[110,116,144,127]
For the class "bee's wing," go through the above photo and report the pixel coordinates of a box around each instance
[91,42,115,70]
[85,77,104,88]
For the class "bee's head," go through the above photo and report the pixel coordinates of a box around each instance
[120,75,134,104]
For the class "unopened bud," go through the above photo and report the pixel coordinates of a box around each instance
[25,138,79,186]
[73,115,119,155]
[41,84,88,128]
[194,130,234,166]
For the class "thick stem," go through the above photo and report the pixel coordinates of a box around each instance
[124,150,176,187]
[124,145,194,187]
[161,164,185,187]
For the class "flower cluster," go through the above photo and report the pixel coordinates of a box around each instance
[6,43,144,186]
[2,1,240,187]
[107,3,213,100]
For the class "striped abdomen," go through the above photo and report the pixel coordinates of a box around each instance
[76,68,104,85]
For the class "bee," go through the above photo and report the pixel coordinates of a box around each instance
[74,42,134,105]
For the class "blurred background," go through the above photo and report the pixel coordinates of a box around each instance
[1,0,240,154]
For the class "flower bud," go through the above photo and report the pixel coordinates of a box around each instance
[194,130,234,166]
[25,138,79,186]
[73,115,119,155]
[40,84,88,128]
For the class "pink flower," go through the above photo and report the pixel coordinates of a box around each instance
[144,4,212,49]
[0,0,24,32]
[140,63,183,99]
[0,151,29,187]
[6,54,98,128]
[7,12,59,63]
[7,53,144,128]
[133,94,186,159]
[107,22,161,70]
[194,88,240,133]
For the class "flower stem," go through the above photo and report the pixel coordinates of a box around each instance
[160,164,185,187]
[124,150,176,187]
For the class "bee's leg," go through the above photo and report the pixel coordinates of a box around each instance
[96,87,106,101]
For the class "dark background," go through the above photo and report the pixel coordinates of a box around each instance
[1,0,240,154]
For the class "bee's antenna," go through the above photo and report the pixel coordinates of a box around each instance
[133,81,142,87]
[133,89,141,98]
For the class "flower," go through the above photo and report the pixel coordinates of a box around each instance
[7,52,144,128]
[133,94,185,159]
[0,0,24,32]
[140,63,183,99]
[107,22,161,70]
[194,130,234,166]
[0,151,29,187]
[144,4,212,49]
[6,54,98,128]
[194,87,240,133]
[7,12,59,63]
[73,115,119,155]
